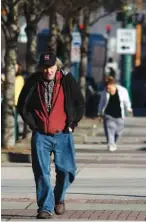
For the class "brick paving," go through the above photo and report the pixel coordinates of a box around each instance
[1,209,146,220]
[1,199,146,221]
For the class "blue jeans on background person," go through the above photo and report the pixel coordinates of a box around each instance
[31,131,76,214]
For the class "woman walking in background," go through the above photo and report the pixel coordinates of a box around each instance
[98,76,132,152]
[14,62,25,141]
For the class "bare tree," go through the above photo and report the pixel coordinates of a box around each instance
[79,7,90,98]
[1,0,22,148]
[48,5,58,55]
[24,0,54,75]
[61,17,74,71]
[55,0,99,70]
[79,0,126,100]
[79,1,102,99]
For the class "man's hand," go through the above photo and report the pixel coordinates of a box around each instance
[128,110,133,117]
[68,127,72,132]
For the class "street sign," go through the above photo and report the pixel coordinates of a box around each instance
[71,32,82,63]
[116,29,136,54]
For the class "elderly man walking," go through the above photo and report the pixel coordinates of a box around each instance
[17,52,84,219]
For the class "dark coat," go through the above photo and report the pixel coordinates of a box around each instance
[17,71,85,132]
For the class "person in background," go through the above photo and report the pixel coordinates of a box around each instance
[14,62,25,141]
[108,67,116,78]
[98,76,132,152]
[1,69,5,138]
[86,76,98,118]
[1,72,5,103]
[105,57,118,77]
[17,52,85,219]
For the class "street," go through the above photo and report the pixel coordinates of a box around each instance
[1,117,146,221]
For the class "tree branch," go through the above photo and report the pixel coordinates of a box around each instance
[1,15,8,27]
[13,0,24,7]
[89,11,113,26]
[48,0,55,7]
[1,23,9,39]
[35,0,55,22]
[36,10,45,22]
[1,1,9,15]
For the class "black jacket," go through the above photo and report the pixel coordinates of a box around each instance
[17,70,85,132]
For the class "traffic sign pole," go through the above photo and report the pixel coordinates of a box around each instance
[121,21,134,101]
[116,4,137,101]
[121,53,133,100]
[117,27,135,100]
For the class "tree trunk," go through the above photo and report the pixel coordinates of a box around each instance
[48,10,58,54]
[80,34,89,99]
[80,8,90,99]
[25,24,37,75]
[1,1,19,148]
[63,18,73,71]
[2,40,17,148]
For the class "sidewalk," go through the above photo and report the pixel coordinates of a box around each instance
[1,116,146,221]
[2,197,146,221]
[2,163,146,221]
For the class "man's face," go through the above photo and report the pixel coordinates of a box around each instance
[15,63,20,73]
[43,64,57,80]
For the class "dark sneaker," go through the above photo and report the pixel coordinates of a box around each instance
[36,211,53,219]
[55,201,65,215]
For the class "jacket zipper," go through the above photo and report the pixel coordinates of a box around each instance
[46,82,61,133]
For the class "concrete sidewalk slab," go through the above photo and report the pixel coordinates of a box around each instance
[78,117,146,127]
[2,201,29,210]
[2,167,146,200]
[84,136,146,144]
[2,166,146,180]
[75,143,146,149]
[76,167,146,179]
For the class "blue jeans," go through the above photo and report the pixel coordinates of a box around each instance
[31,131,76,214]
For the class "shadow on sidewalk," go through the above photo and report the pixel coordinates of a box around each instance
[7,153,31,163]
[68,192,146,198]
[139,147,146,151]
